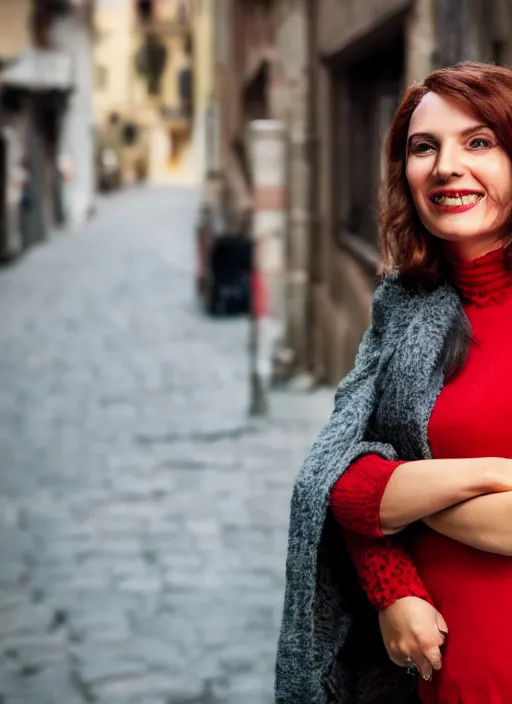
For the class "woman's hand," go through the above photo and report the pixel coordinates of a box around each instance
[379,596,448,681]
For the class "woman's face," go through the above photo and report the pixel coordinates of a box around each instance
[406,92,512,261]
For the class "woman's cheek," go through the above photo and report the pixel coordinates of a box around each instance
[407,162,427,192]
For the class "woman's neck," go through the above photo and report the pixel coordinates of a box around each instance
[443,237,504,264]
[447,244,512,306]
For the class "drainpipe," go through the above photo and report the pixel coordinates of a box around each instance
[247,119,287,416]
[305,0,319,374]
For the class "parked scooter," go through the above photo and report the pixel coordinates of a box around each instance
[206,232,252,316]
[195,207,252,316]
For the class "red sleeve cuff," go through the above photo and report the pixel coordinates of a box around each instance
[330,454,405,538]
[343,530,433,610]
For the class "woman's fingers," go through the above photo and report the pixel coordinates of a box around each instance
[379,598,448,681]
[388,640,442,680]
[435,611,449,640]
[404,649,437,681]
[423,642,443,671]
[436,611,448,632]
[419,644,443,681]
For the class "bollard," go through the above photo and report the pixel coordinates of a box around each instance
[195,203,213,304]
[247,120,287,416]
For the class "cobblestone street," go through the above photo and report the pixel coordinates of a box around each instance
[0,187,333,704]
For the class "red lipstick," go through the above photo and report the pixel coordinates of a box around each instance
[428,190,484,215]
[433,200,481,214]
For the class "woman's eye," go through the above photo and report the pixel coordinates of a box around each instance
[468,137,492,149]
[412,142,435,154]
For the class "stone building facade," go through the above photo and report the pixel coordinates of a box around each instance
[0,0,33,259]
[310,0,435,383]
[0,0,95,259]
[310,0,512,384]
[207,0,512,386]
[206,0,313,375]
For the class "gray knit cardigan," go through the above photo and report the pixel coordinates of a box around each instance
[275,275,464,704]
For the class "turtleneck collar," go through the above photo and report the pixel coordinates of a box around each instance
[447,245,512,306]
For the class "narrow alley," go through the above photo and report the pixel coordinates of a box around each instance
[0,187,333,704]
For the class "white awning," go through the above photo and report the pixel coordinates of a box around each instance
[1,47,73,91]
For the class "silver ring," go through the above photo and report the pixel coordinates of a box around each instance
[404,658,418,677]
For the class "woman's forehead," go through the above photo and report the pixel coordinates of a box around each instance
[408,92,484,136]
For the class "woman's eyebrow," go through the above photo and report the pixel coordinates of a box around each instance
[408,124,491,143]
[460,124,492,136]
[407,132,435,142]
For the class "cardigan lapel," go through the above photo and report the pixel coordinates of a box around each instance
[375,283,463,460]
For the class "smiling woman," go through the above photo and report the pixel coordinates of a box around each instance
[405,94,512,261]
[334,62,512,702]
[380,62,512,282]
[276,62,512,704]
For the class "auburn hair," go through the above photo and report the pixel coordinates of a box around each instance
[380,61,512,284]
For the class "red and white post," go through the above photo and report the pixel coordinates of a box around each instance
[247,120,287,416]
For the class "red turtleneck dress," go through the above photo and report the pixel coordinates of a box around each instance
[330,248,512,704]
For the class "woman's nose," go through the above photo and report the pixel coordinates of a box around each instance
[434,145,464,180]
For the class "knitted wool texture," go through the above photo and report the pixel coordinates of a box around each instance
[275,276,462,704]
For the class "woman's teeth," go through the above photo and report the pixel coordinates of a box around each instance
[431,194,482,206]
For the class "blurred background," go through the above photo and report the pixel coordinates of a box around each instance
[0,1,511,703]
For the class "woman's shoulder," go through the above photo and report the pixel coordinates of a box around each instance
[371,274,416,327]
[373,273,460,333]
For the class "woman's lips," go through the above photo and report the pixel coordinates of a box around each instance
[429,195,484,215]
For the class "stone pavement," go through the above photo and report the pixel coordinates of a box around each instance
[0,186,334,704]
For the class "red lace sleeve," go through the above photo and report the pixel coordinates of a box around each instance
[330,454,405,538]
[343,530,433,610]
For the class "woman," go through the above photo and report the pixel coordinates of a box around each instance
[276,62,512,704]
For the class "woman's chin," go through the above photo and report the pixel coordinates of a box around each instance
[431,232,503,261]
[430,228,493,245]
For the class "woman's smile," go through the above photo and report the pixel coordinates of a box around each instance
[428,190,485,214]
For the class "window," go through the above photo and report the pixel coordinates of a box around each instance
[122,123,139,145]
[334,39,404,246]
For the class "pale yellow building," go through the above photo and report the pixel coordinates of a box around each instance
[93,0,198,184]
[93,0,134,121]
[189,0,215,183]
